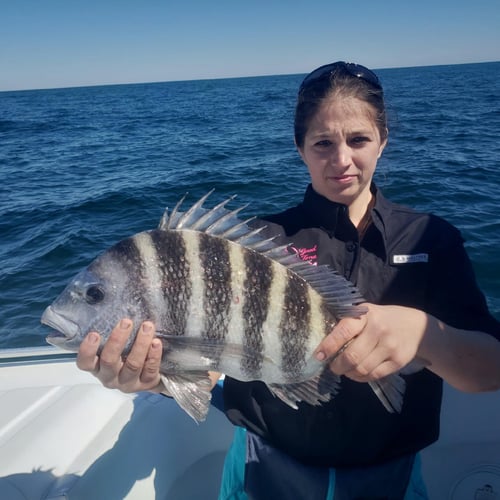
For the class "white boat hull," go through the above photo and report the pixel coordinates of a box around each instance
[0,347,499,499]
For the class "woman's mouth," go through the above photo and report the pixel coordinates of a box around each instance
[331,174,357,184]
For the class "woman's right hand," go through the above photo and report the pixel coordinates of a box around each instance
[76,318,164,393]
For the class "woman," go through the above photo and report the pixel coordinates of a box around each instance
[76,62,500,499]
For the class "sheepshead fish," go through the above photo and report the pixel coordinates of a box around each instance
[41,192,405,422]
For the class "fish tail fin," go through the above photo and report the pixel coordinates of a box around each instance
[368,374,406,413]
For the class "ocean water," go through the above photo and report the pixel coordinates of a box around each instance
[1,61,499,348]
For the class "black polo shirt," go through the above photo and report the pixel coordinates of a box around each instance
[223,184,500,467]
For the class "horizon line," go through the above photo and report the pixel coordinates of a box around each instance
[2,59,499,94]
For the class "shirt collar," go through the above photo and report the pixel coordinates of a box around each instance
[300,183,390,247]
[300,184,347,230]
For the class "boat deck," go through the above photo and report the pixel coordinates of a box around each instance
[0,348,233,500]
[1,347,499,499]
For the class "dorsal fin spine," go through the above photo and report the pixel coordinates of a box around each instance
[204,206,247,235]
[160,193,187,230]
[191,194,237,231]
[176,190,215,229]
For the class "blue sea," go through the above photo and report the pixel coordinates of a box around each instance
[1,62,499,349]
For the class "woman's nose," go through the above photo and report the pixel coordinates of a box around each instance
[331,143,350,167]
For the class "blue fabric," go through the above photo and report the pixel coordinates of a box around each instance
[218,428,429,500]
[326,468,336,500]
[332,453,417,499]
[218,427,248,500]
[403,454,429,499]
[244,429,332,499]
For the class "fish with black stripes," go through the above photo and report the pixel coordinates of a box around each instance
[41,192,406,422]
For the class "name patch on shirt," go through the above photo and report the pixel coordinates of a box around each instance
[392,253,429,264]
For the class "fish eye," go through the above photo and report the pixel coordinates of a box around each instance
[85,285,105,305]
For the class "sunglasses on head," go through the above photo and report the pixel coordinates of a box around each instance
[299,61,382,92]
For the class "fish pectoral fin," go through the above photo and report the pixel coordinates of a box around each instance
[158,334,266,370]
[368,374,406,413]
[157,334,226,351]
[157,334,226,369]
[268,369,341,410]
[160,372,213,423]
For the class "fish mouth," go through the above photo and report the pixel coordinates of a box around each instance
[41,306,81,346]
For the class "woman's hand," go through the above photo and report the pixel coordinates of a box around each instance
[315,303,427,382]
[315,302,500,393]
[76,318,164,393]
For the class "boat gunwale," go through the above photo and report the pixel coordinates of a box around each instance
[0,346,76,365]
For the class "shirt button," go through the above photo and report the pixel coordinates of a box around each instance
[346,242,357,252]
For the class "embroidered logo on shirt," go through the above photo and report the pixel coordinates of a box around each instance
[392,253,429,264]
[289,244,318,266]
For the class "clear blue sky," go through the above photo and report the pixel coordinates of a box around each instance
[1,0,499,91]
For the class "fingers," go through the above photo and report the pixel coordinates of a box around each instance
[314,307,394,381]
[76,331,101,372]
[118,321,160,388]
[315,315,366,364]
[141,338,163,388]
[343,351,400,382]
[316,303,419,382]
[97,318,134,387]
[76,319,163,393]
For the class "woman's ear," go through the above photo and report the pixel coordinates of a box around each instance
[377,130,388,159]
[295,139,306,162]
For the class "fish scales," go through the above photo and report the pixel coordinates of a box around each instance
[182,230,206,339]
[198,232,232,341]
[241,248,272,379]
[198,232,232,367]
[104,236,155,329]
[258,259,288,380]
[132,232,170,328]
[280,271,312,380]
[223,242,247,369]
[42,192,407,423]
[149,230,191,334]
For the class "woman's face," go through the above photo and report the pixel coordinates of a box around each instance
[297,95,387,211]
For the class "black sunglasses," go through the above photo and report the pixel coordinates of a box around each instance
[299,61,382,92]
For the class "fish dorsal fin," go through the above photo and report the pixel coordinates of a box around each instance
[159,192,366,317]
[158,191,274,250]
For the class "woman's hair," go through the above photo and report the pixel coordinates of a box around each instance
[294,65,388,149]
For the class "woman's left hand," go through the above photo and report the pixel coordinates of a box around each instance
[315,303,427,382]
[316,302,500,392]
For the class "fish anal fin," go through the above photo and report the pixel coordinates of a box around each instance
[368,374,406,413]
[268,369,341,409]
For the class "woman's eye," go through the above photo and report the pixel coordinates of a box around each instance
[350,136,370,146]
[315,140,332,147]
[85,285,105,305]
